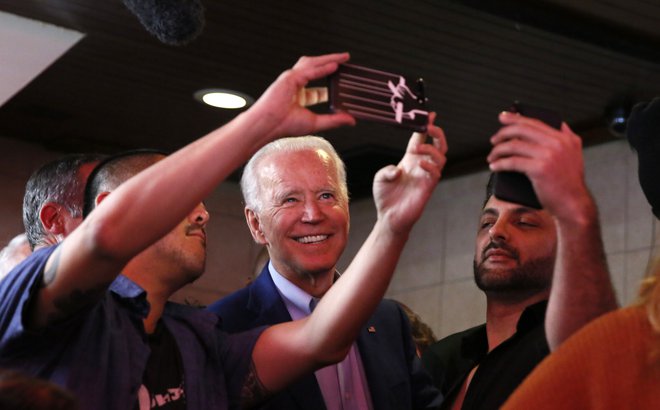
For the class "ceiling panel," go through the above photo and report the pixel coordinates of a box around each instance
[1,0,659,198]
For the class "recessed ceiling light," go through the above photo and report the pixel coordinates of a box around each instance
[194,88,254,109]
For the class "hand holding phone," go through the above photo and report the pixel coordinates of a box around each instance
[328,63,429,132]
[492,102,562,209]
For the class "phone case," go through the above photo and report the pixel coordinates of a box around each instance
[492,102,562,209]
[328,63,429,132]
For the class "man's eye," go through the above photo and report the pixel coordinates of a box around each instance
[320,192,334,200]
[479,220,494,229]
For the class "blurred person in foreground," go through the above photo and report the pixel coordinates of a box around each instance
[0,368,78,410]
[503,97,660,409]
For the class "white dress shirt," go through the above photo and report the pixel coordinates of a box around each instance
[269,261,374,410]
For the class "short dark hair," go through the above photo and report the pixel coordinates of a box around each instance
[23,154,104,250]
[483,173,496,208]
[83,149,168,218]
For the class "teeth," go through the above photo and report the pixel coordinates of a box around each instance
[297,235,328,244]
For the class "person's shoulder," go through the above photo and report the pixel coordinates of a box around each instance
[0,246,57,289]
[378,298,402,313]
[372,299,414,329]
[435,323,485,345]
[16,245,56,268]
[206,283,267,334]
[207,285,251,315]
[562,305,649,346]
[424,323,485,358]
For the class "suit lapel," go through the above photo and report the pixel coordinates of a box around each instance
[249,265,327,409]
[247,267,292,325]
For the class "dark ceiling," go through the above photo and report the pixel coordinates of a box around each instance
[1,0,660,198]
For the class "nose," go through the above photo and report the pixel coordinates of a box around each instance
[301,199,324,223]
[189,203,210,226]
[488,218,508,242]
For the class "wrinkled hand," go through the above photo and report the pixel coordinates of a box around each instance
[487,112,590,221]
[373,112,448,235]
[247,53,356,140]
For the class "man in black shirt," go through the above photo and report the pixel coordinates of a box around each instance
[422,110,618,409]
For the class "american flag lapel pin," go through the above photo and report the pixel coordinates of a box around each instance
[367,326,376,334]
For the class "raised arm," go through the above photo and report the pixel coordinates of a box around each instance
[487,111,618,350]
[248,114,447,402]
[29,53,356,328]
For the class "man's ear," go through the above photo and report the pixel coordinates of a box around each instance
[245,208,267,245]
[39,202,66,235]
[95,191,111,208]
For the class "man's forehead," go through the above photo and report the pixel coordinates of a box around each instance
[481,196,548,218]
[263,150,337,177]
[269,147,334,164]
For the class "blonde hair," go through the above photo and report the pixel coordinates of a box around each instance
[635,252,660,362]
[639,255,660,333]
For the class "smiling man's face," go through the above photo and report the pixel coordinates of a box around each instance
[252,149,350,282]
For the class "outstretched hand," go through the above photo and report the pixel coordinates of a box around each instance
[487,112,590,222]
[245,53,356,141]
[373,112,448,235]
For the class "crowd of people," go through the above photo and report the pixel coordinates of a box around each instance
[0,52,658,410]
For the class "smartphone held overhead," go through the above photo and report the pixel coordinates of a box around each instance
[492,102,562,209]
[328,63,429,132]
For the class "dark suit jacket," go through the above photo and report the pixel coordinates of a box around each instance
[208,264,442,410]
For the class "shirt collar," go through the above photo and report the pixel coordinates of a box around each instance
[461,299,548,359]
[109,274,150,317]
[268,261,317,317]
[516,299,548,333]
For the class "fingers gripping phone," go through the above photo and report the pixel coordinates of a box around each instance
[492,101,562,209]
[328,63,429,132]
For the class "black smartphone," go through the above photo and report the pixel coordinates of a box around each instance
[492,101,562,209]
[328,63,429,132]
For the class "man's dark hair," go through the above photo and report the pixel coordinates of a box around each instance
[83,149,168,218]
[483,173,496,208]
[23,154,104,250]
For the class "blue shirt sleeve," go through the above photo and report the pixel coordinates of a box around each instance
[0,246,57,353]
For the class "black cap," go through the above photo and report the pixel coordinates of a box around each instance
[626,97,660,219]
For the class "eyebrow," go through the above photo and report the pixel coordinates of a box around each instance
[481,206,538,217]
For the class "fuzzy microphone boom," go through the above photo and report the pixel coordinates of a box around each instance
[122,0,205,46]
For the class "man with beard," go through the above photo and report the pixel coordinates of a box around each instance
[421,110,617,410]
